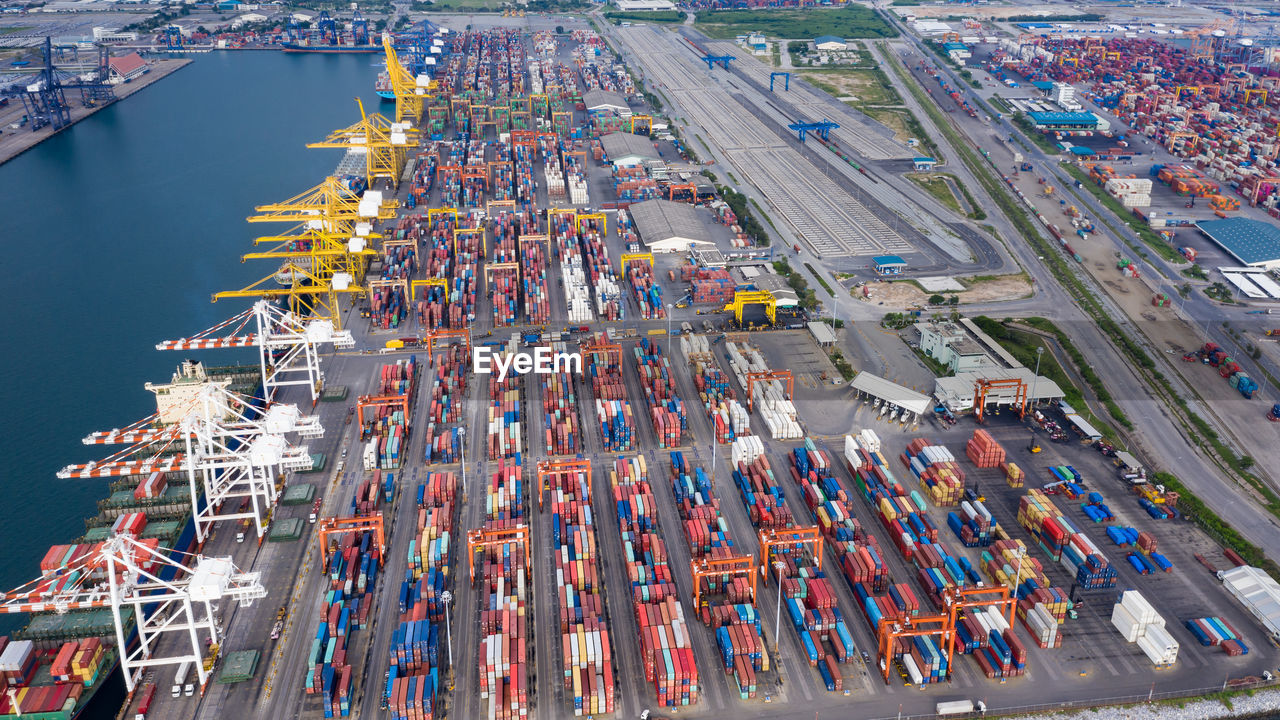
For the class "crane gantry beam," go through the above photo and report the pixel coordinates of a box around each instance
[746,370,793,413]
[690,555,758,611]
[467,526,530,584]
[537,458,592,508]
[0,535,264,693]
[308,98,420,189]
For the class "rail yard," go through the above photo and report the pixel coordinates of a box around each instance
[7,9,1280,720]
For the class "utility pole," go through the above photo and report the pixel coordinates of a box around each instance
[1030,346,1043,411]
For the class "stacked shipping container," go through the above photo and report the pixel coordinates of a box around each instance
[546,466,616,716]
[478,459,530,720]
[680,335,748,444]
[632,339,687,449]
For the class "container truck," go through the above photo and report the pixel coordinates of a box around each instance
[172,660,192,698]
[134,683,156,720]
[937,700,976,715]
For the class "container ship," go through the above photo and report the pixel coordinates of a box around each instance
[0,362,264,720]
[281,41,380,54]
[375,70,394,101]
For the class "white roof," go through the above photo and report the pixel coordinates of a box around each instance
[1222,566,1280,638]
[850,372,932,416]
[807,321,837,344]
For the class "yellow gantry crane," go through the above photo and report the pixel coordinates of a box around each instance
[307,98,420,189]
[215,177,398,329]
[382,33,434,126]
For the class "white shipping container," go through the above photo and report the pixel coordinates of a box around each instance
[1121,591,1158,625]
[1112,602,1141,642]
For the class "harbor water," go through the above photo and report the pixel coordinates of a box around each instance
[0,50,385,623]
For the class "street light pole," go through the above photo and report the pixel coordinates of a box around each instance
[1030,347,1043,412]
[667,303,673,337]
[773,560,786,654]
[441,589,454,686]
[459,427,466,489]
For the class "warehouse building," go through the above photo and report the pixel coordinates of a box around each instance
[814,35,848,51]
[1196,217,1280,271]
[738,268,798,307]
[583,88,631,116]
[628,199,717,253]
[1025,111,1110,132]
[1220,566,1280,644]
[598,131,660,167]
[614,0,676,9]
[107,53,147,84]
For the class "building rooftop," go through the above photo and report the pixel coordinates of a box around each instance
[950,339,987,357]
[629,199,713,246]
[807,321,837,345]
[599,131,660,162]
[851,372,933,416]
[109,52,146,76]
[1027,111,1098,126]
[872,255,907,267]
[814,35,845,45]
[1196,217,1280,266]
[583,88,629,112]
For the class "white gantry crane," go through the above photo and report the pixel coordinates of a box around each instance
[155,299,354,405]
[0,535,265,693]
[63,375,322,544]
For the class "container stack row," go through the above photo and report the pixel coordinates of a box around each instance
[768,540,856,692]
[624,259,665,319]
[668,451,766,699]
[487,349,524,460]
[680,335,748,444]
[554,218,596,324]
[424,344,467,465]
[902,438,965,507]
[448,219,481,328]
[490,213,521,328]
[1184,617,1248,655]
[729,438,795,530]
[788,441,863,545]
[980,539,1069,649]
[725,342,801,440]
[632,339,687,449]
[478,459,531,720]
[542,358,582,457]
[953,607,1027,680]
[574,217,622,321]
[387,472,458,720]
[545,466,616,716]
[584,345,635,452]
[947,498,999,548]
[363,358,418,471]
[519,230,551,327]
[306,528,381,717]
[608,456,700,708]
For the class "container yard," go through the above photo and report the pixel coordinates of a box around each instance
[16,19,1280,720]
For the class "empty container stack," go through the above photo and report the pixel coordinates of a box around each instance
[633,339,687,449]
[725,342,800,440]
[608,456,700,707]
[681,335,748,444]
[903,438,965,507]
[1111,591,1178,667]
[546,465,616,716]
[729,437,795,529]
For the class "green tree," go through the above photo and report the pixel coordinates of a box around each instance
[928,294,945,305]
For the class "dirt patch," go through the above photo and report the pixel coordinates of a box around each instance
[864,107,912,142]
[802,69,899,106]
[1103,280,1131,294]
[858,274,1032,308]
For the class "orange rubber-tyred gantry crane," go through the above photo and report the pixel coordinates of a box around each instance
[940,586,1016,671]
[466,526,530,584]
[876,614,951,684]
[316,514,386,566]
[690,555,758,611]
[972,377,1027,424]
[422,328,472,361]
[580,341,623,367]
[356,394,411,427]
[745,371,793,413]
[757,526,823,577]
[537,459,592,510]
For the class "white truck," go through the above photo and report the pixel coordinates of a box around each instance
[171,660,192,698]
[937,699,986,715]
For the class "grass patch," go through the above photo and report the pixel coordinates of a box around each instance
[1205,282,1236,304]
[801,67,901,106]
[908,173,963,215]
[1063,166,1186,264]
[829,350,856,380]
[603,10,685,23]
[1010,113,1063,155]
[988,95,1013,114]
[1182,264,1208,280]
[910,345,952,378]
[804,262,836,297]
[695,5,896,40]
